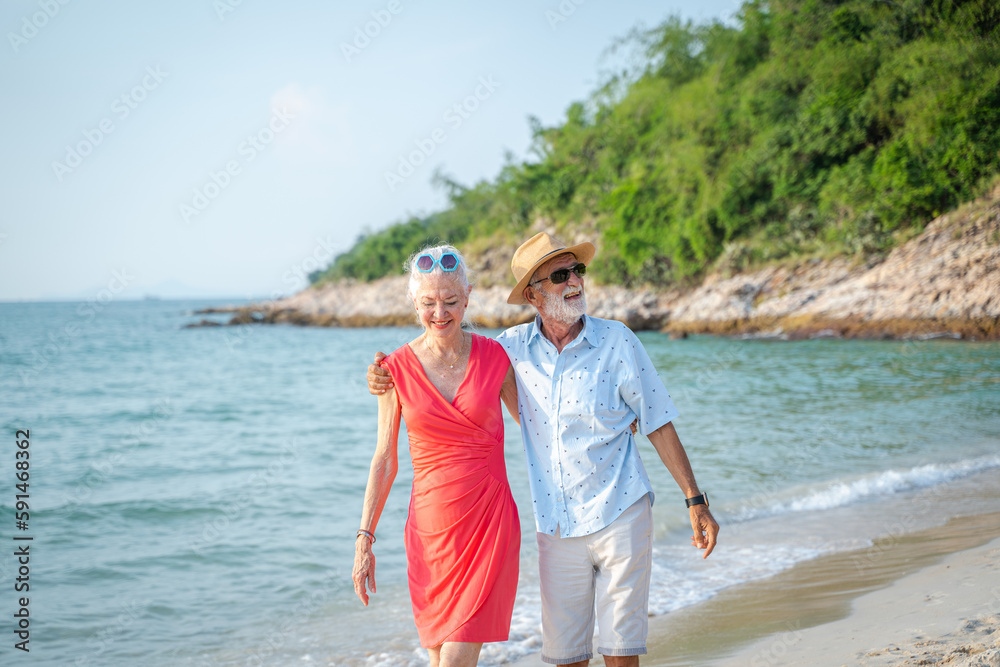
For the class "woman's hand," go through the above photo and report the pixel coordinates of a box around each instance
[353,537,376,606]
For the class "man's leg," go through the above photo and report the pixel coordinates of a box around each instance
[537,527,597,665]
[593,497,653,663]
[603,657,639,667]
[554,657,637,667]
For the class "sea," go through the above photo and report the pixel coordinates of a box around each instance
[1,299,999,666]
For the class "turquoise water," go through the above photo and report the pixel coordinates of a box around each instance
[1,300,998,666]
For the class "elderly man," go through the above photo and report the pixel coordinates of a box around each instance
[369,233,718,666]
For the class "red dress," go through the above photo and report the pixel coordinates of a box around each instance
[383,334,520,648]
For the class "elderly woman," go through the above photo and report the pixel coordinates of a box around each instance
[353,245,521,667]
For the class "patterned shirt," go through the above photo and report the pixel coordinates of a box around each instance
[496,314,679,537]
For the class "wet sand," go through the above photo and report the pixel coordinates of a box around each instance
[510,512,1000,666]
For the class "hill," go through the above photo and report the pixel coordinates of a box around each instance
[191,0,1000,339]
[310,0,1000,291]
[196,184,1000,339]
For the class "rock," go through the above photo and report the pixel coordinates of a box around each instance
[662,188,1000,340]
[194,189,1000,340]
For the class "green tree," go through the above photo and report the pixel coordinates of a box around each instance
[315,0,1000,287]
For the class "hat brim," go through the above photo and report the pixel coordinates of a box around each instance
[506,242,596,305]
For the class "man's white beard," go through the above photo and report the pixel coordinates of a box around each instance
[538,286,587,326]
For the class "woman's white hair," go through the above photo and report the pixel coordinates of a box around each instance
[405,244,476,329]
[405,244,473,300]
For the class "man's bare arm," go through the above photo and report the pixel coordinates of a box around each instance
[367,351,393,395]
[646,422,719,558]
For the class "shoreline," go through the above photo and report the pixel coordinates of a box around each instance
[707,527,1000,667]
[508,511,1000,666]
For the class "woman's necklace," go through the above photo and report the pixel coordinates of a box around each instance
[423,332,468,375]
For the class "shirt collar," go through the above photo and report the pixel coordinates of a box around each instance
[579,313,600,347]
[527,313,598,350]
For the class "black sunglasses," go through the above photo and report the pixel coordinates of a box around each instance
[530,263,587,286]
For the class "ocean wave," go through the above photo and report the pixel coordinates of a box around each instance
[341,543,834,667]
[648,543,829,615]
[731,454,1000,522]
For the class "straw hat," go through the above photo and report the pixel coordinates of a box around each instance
[507,232,596,305]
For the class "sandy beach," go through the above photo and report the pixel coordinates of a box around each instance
[511,512,1000,666]
[711,526,1000,666]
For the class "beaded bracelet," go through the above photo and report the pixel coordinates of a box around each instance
[356,529,376,545]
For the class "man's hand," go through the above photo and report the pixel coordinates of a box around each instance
[689,505,719,559]
[367,351,393,395]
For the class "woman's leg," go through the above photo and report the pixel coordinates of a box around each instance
[427,641,483,667]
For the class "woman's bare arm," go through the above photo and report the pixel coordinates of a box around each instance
[352,387,401,605]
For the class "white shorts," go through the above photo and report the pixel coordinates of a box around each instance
[536,496,653,664]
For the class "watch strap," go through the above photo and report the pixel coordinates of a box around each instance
[685,492,709,508]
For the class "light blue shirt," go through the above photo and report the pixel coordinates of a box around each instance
[496,314,679,537]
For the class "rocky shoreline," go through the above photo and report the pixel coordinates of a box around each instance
[190,189,1000,340]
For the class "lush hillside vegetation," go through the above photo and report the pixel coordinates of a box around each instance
[313,0,1000,288]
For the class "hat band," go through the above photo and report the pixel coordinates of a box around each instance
[521,246,571,278]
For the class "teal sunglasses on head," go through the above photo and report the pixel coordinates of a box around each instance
[416,252,460,272]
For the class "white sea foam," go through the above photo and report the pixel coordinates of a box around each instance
[647,543,832,616]
[348,545,836,667]
[350,456,1000,667]
[362,648,428,667]
[731,454,1000,523]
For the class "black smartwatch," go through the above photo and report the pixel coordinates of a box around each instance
[685,492,709,508]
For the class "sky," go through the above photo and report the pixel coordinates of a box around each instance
[0,0,741,302]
